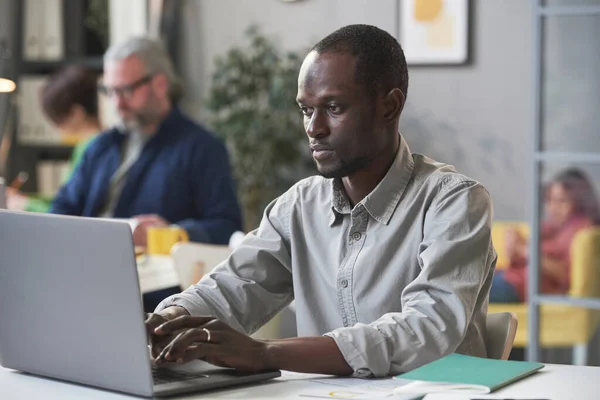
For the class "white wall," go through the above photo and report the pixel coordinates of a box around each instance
[176,0,397,118]
[176,0,533,220]
[401,1,532,220]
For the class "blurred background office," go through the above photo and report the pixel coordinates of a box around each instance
[1,0,599,366]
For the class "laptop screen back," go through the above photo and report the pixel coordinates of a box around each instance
[0,211,154,397]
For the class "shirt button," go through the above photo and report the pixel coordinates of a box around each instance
[352,232,362,241]
[341,279,348,288]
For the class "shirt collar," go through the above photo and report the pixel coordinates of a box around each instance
[329,179,352,226]
[329,134,415,226]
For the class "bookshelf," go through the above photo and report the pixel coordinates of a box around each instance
[5,0,108,194]
[20,57,104,75]
[3,0,177,194]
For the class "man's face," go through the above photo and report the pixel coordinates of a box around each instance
[296,51,386,179]
[101,56,164,132]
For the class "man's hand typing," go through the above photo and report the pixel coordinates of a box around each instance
[147,312,352,376]
[144,306,190,360]
[151,316,275,373]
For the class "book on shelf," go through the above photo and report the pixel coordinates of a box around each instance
[17,76,61,145]
[22,0,64,61]
[23,0,108,61]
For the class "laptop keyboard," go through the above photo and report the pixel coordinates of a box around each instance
[152,365,208,385]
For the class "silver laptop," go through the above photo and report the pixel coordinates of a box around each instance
[0,210,280,397]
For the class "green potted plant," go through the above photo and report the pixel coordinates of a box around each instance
[206,26,313,231]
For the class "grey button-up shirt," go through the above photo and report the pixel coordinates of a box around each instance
[157,135,497,377]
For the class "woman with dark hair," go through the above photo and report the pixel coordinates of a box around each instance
[7,65,102,212]
[490,168,600,303]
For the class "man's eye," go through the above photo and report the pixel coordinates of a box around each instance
[300,107,312,116]
[328,105,341,113]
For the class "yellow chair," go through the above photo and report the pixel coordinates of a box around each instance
[488,221,600,364]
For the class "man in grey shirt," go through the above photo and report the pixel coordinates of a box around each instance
[145,24,497,377]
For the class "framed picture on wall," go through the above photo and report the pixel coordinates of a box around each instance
[399,0,469,65]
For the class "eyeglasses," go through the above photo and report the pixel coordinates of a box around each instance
[98,74,154,100]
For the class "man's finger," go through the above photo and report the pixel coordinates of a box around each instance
[145,314,167,335]
[135,220,155,229]
[155,316,215,335]
[134,214,159,220]
[161,328,213,362]
[151,340,165,359]
[134,215,164,224]
[178,343,225,365]
[150,339,165,359]
[156,331,186,363]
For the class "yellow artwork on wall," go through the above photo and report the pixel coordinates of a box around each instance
[414,0,442,21]
[400,0,469,64]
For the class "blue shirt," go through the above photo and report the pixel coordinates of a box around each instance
[51,107,243,245]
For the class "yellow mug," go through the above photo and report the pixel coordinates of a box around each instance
[147,226,189,255]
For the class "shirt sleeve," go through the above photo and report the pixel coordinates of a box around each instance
[155,193,295,335]
[324,179,495,377]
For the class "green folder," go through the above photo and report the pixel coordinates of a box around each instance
[392,354,545,395]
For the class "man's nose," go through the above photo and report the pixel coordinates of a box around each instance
[114,94,129,109]
[305,110,329,138]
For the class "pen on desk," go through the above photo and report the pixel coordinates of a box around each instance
[9,172,29,190]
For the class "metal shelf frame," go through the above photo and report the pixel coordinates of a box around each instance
[527,0,600,362]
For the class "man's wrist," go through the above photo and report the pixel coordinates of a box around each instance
[261,337,352,375]
[263,340,283,371]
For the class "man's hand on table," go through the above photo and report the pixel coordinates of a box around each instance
[131,214,169,247]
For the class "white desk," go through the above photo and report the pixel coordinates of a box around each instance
[1,363,599,399]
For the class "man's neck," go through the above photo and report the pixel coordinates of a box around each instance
[341,136,399,207]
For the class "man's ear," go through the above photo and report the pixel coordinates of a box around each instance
[152,72,170,99]
[383,88,405,124]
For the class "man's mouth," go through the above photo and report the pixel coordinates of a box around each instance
[310,144,334,161]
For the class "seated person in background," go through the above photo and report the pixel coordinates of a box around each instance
[51,37,243,310]
[490,168,600,303]
[144,24,496,378]
[7,65,102,212]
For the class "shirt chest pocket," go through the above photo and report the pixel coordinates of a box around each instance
[353,247,421,322]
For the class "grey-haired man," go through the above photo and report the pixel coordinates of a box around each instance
[51,37,243,311]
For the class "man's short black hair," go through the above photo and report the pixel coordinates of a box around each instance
[311,24,408,100]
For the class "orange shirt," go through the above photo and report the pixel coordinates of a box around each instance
[503,216,593,301]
